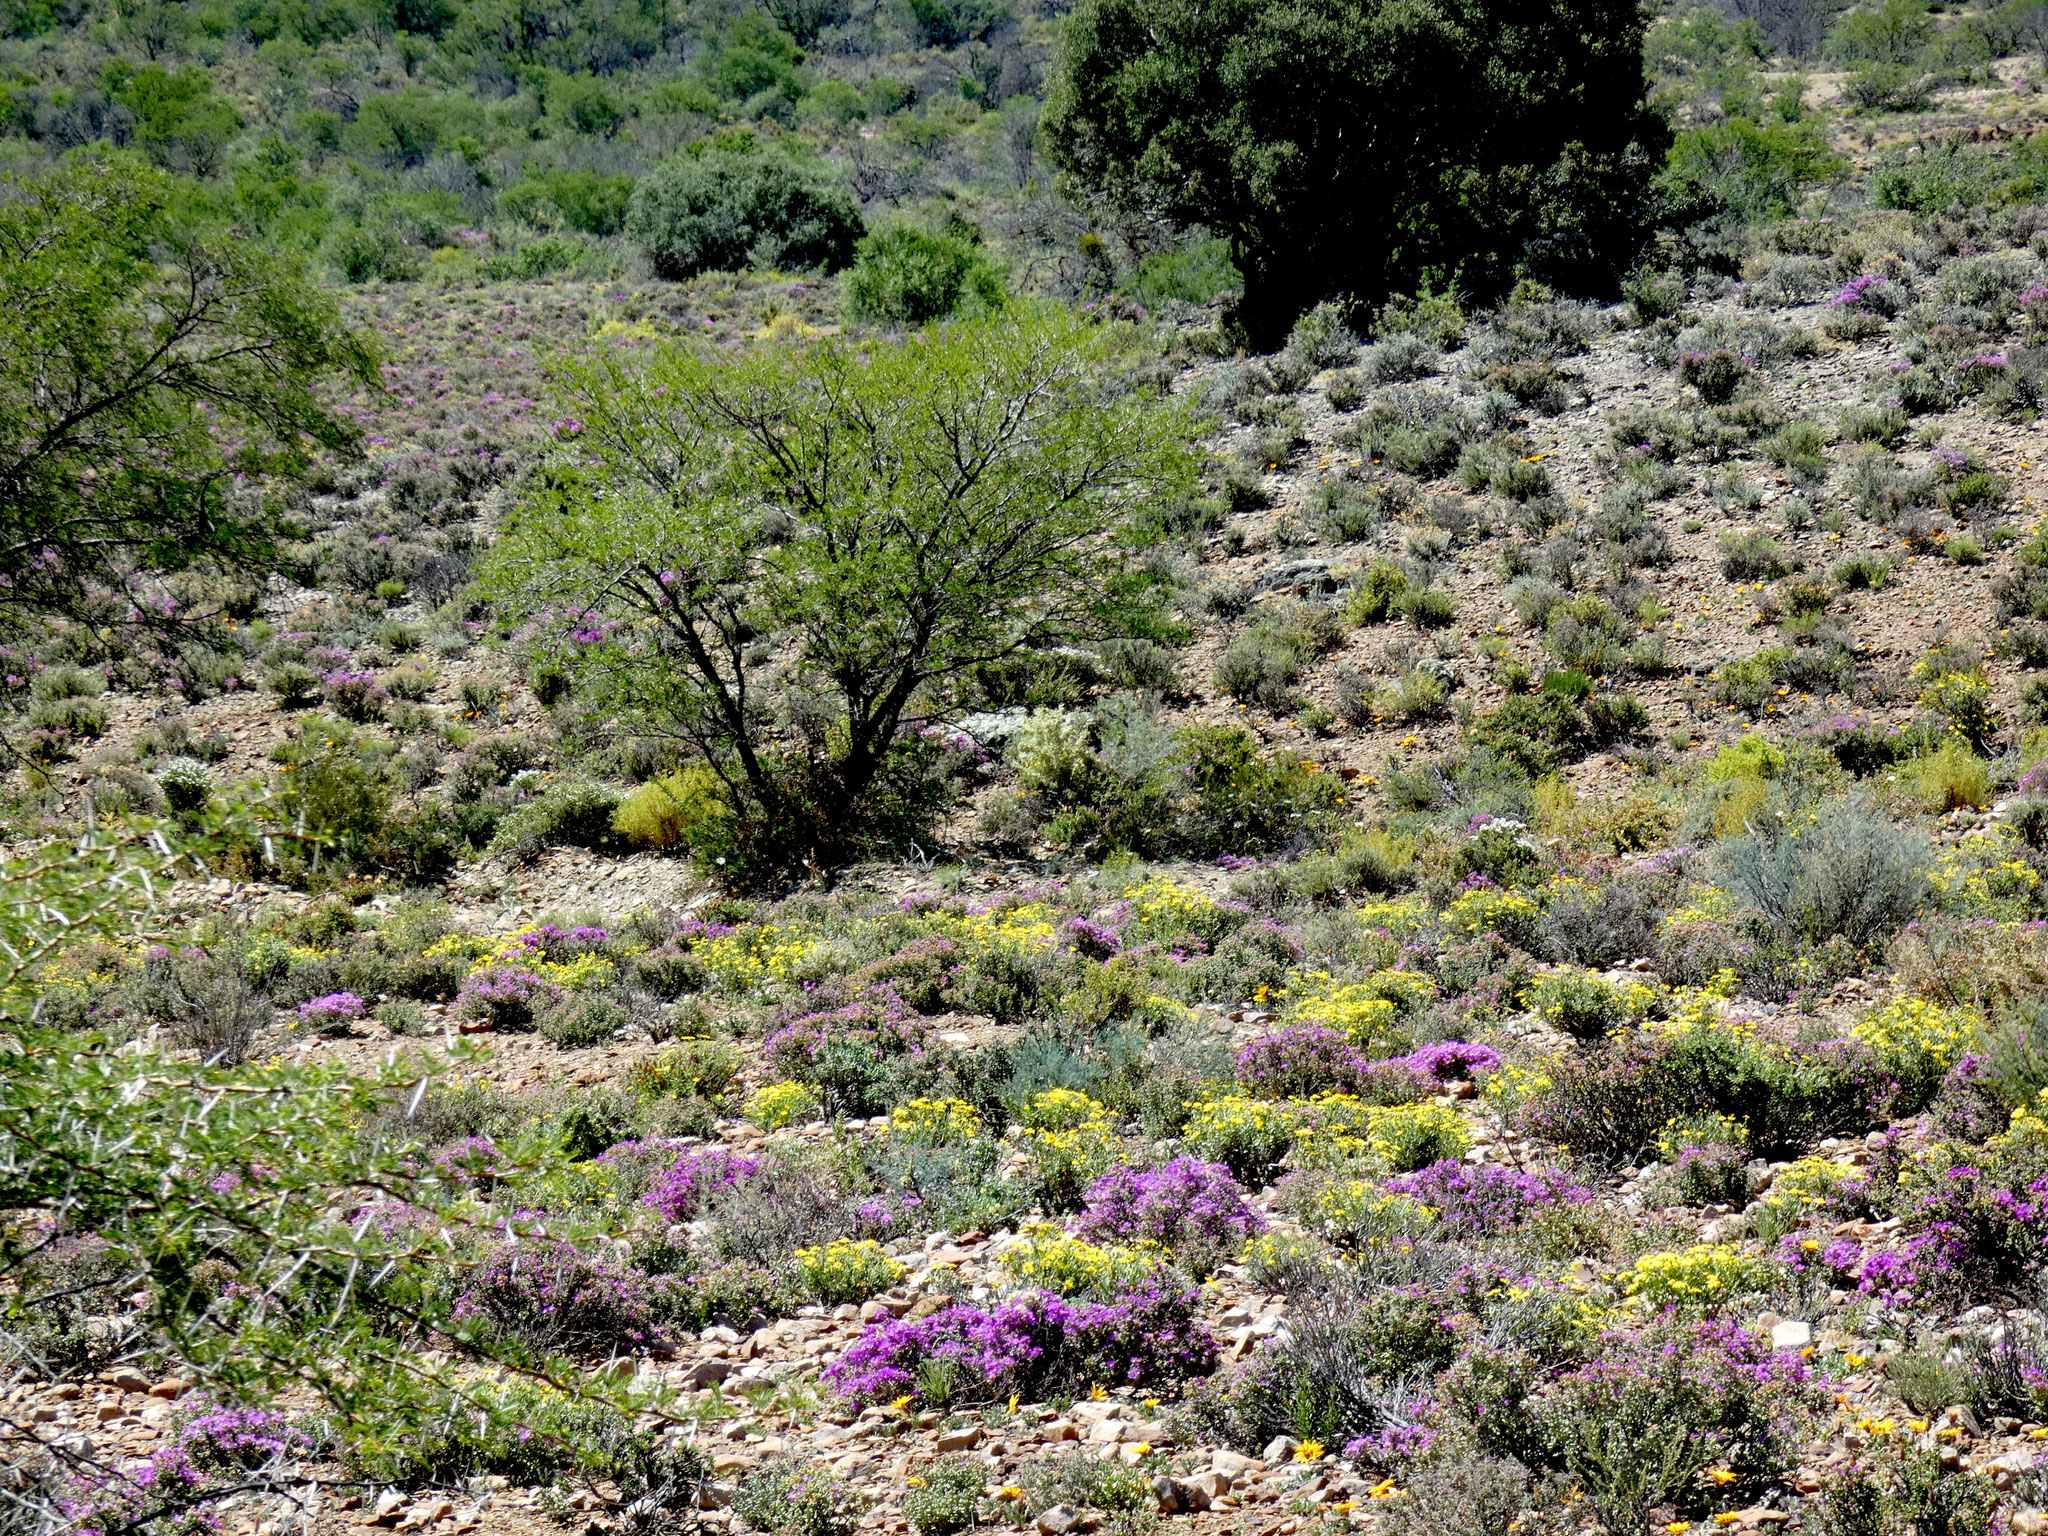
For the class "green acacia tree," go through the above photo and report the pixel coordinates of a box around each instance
[483,304,1198,879]
[0,151,378,635]
[1043,0,1669,348]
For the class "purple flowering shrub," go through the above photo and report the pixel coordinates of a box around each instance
[639,1146,762,1222]
[1070,1283,1217,1388]
[297,990,367,1029]
[430,1135,511,1189]
[1074,1157,1266,1252]
[824,1288,1216,1406]
[321,669,389,722]
[1381,1160,1590,1236]
[56,1405,316,1536]
[514,923,611,961]
[1236,1028,1481,1103]
[450,1239,689,1353]
[1237,1025,1366,1097]
[825,1290,1076,1405]
[452,965,564,1030]
[175,1404,317,1471]
[1396,1040,1500,1081]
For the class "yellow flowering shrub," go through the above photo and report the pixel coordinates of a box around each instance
[1356,968,1438,1017]
[1927,831,2043,922]
[1761,1156,1854,1212]
[1655,1113,1747,1161]
[1995,1089,2048,1152]
[795,1239,904,1305]
[1623,1245,1763,1312]
[533,951,616,992]
[919,901,1060,958]
[1003,1224,1167,1295]
[1184,1094,1297,1180]
[423,932,502,967]
[888,1096,983,1145]
[1017,1089,1109,1132]
[1123,876,1239,944]
[1851,997,1976,1074]
[1353,898,1433,936]
[36,938,137,999]
[746,1080,818,1130]
[1357,1102,1469,1172]
[1528,968,1660,1039]
[1241,1232,1330,1288]
[1647,973,1744,1037]
[696,924,823,993]
[1014,1095,1118,1208]
[1281,971,1401,1052]
[1304,1181,1438,1245]
[1482,1061,1551,1120]
[1441,886,1541,949]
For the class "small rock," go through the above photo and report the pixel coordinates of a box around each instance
[1212,1450,1261,1477]
[1262,1435,1299,1464]
[935,1426,983,1453]
[1184,1470,1233,1502]
[1036,1505,1083,1536]
[1770,1320,1812,1351]
[109,1370,151,1394]
[149,1380,187,1400]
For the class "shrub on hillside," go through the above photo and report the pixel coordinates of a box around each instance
[844,228,1005,326]
[626,144,862,280]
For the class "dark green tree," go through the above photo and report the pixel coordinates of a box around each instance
[1043,0,1669,347]
[0,153,377,634]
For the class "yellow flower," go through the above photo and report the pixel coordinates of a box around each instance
[1365,1478,1399,1500]
[891,1395,914,1414]
[906,1477,925,1488]
[1705,1469,1737,1487]
[1715,1517,1741,1529]
[1294,1441,1325,1462]
[1008,1394,1020,1414]
[1089,1385,1107,1401]
[1131,1442,1151,1458]
[997,1488,1023,1502]
[1666,1525,1693,1535]
[1844,1353,1868,1369]
[1906,1418,1929,1434]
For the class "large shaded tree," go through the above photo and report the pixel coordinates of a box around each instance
[0,151,377,633]
[1043,0,1669,347]
[482,304,1196,880]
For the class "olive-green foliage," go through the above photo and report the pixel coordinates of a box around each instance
[1044,0,1667,346]
[0,153,376,631]
[625,144,863,281]
[844,227,1006,326]
[487,306,1196,879]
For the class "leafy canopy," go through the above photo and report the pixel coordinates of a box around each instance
[482,304,1197,878]
[624,140,863,281]
[1043,0,1669,347]
[0,151,377,634]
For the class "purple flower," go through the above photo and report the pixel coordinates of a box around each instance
[297,991,366,1026]
[638,1146,761,1222]
[1382,1160,1590,1236]
[1075,1158,1267,1249]
[824,1287,1215,1405]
